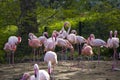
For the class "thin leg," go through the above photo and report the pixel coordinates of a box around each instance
[8,54,11,65]
[12,51,14,65]
[98,47,100,64]
[33,48,36,62]
[112,48,116,70]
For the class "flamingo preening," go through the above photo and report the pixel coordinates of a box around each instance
[107,30,119,70]
[81,43,94,57]
[87,34,107,64]
[21,64,50,80]
[34,64,50,80]
[4,36,21,65]
[79,43,94,69]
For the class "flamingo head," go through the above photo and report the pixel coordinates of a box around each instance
[34,64,39,78]
[64,21,71,28]
[17,36,21,44]
[52,31,57,41]
[48,61,52,75]
[114,30,118,37]
[71,30,77,35]
[21,73,30,80]
[43,32,48,38]
[90,34,95,40]
[29,33,33,38]
[110,31,113,38]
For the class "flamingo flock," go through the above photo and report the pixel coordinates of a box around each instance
[3,21,120,80]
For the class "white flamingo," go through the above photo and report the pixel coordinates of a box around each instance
[58,21,71,39]
[107,30,119,70]
[34,64,50,80]
[44,51,58,77]
[87,34,107,64]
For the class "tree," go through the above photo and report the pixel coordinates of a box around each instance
[17,0,38,56]
[19,0,38,35]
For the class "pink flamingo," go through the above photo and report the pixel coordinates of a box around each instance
[87,34,107,64]
[53,30,74,59]
[80,43,94,69]
[81,43,93,56]
[4,36,21,64]
[67,30,87,59]
[44,51,58,79]
[70,30,87,45]
[3,42,17,64]
[28,38,42,62]
[107,30,119,70]
[21,72,30,80]
[29,33,38,39]
[38,32,48,45]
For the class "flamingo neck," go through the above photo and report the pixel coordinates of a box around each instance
[48,61,52,75]
[66,26,71,36]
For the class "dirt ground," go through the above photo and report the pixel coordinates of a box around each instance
[0,60,120,80]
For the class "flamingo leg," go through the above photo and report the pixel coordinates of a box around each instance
[8,53,11,65]
[33,48,36,62]
[98,47,100,64]
[12,51,14,65]
[112,48,116,70]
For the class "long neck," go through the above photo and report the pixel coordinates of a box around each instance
[36,71,40,80]
[66,26,71,36]
[48,61,52,75]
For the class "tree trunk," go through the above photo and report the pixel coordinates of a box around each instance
[18,0,38,35]
[17,0,38,56]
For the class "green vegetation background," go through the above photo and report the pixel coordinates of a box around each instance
[0,0,120,63]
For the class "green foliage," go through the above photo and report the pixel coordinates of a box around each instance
[0,0,120,63]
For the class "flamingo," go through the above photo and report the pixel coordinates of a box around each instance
[44,51,58,79]
[70,30,87,45]
[80,43,94,69]
[52,30,74,60]
[29,33,38,39]
[58,21,71,39]
[107,30,119,70]
[67,30,87,58]
[4,36,21,64]
[38,32,48,45]
[3,42,17,64]
[81,43,93,56]
[21,72,30,80]
[28,38,42,62]
[87,34,107,64]
[34,64,50,80]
